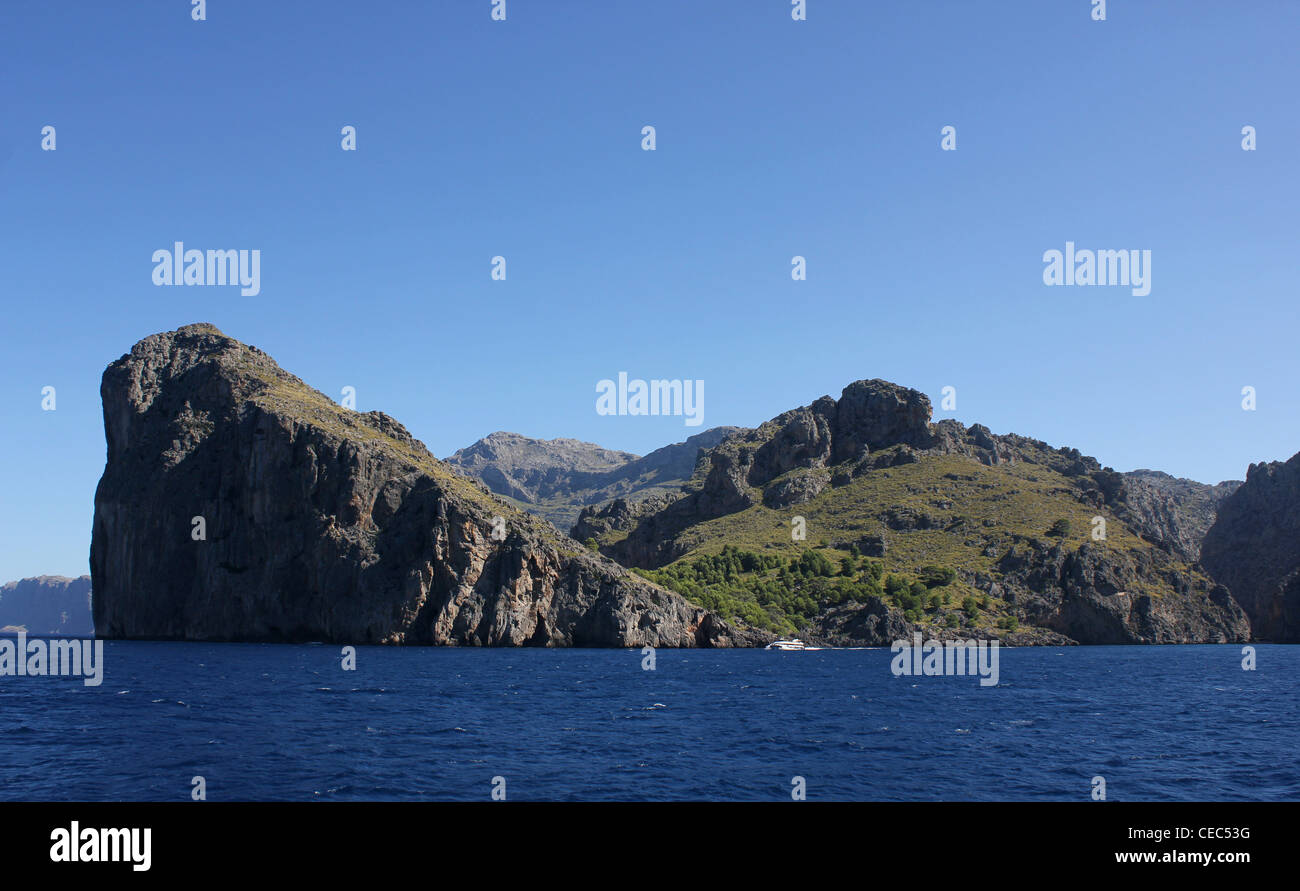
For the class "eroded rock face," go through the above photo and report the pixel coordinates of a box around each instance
[831,380,935,461]
[1111,471,1241,561]
[812,599,914,647]
[90,324,752,647]
[1201,452,1300,642]
[996,542,1249,644]
[762,469,831,509]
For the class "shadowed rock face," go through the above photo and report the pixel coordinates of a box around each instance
[1201,452,1300,642]
[90,324,753,647]
[991,542,1247,645]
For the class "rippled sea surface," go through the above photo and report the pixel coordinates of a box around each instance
[2,642,1296,801]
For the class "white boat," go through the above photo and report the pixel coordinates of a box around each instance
[765,638,821,651]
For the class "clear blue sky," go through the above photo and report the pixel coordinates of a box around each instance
[2,1,1297,581]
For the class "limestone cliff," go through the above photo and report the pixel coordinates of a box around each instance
[90,324,752,647]
[1201,452,1300,642]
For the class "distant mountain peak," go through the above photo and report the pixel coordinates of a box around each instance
[0,575,92,635]
[446,427,740,529]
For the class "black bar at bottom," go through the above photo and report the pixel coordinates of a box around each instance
[0,801,1284,879]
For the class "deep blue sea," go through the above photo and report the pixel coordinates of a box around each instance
[2,643,1296,801]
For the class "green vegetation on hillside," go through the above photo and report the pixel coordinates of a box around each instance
[636,544,976,634]
[612,453,1207,636]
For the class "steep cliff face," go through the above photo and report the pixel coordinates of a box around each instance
[90,324,751,647]
[1115,471,1241,561]
[1201,452,1300,642]
[0,575,93,635]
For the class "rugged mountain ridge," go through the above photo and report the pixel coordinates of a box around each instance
[1200,452,1300,642]
[90,324,753,647]
[445,432,637,505]
[575,380,1251,645]
[446,427,738,530]
[0,575,92,635]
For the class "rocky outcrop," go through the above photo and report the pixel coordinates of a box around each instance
[90,324,756,647]
[571,494,674,544]
[811,599,914,647]
[1201,452,1300,642]
[579,379,1096,569]
[807,537,1251,647]
[446,427,738,530]
[991,541,1248,644]
[578,378,1249,573]
[762,469,831,509]
[807,539,1250,647]
[575,381,933,567]
[810,599,1077,647]
[575,378,1254,645]
[742,381,935,488]
[0,575,93,635]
